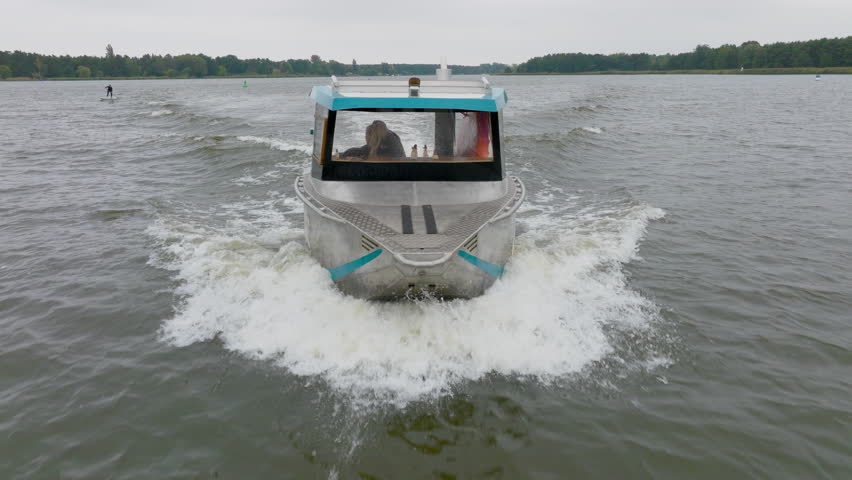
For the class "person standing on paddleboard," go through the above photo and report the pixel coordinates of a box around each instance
[105,84,113,98]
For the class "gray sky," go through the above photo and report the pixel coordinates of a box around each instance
[4,0,851,65]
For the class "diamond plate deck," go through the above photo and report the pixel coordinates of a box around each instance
[298,176,524,254]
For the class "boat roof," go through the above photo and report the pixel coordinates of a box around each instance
[310,76,507,112]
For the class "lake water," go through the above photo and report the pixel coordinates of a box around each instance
[1,75,850,479]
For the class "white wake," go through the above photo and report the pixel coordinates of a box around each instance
[149,188,664,407]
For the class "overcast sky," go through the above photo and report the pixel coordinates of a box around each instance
[3,0,851,65]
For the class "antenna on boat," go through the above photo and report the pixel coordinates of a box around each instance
[436,57,451,81]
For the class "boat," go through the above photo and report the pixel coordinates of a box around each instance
[295,63,524,299]
[815,74,822,81]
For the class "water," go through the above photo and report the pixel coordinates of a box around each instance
[1,75,850,479]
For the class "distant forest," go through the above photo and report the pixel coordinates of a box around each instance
[511,36,852,73]
[0,45,507,79]
[2,36,851,80]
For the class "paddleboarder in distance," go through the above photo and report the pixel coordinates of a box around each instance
[105,84,113,98]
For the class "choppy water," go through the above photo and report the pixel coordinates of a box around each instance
[1,75,850,479]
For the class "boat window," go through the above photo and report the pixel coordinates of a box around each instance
[331,111,494,163]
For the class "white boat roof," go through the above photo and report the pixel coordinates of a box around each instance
[311,76,508,112]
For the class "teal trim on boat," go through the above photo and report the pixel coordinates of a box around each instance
[458,250,504,278]
[310,86,507,112]
[328,249,383,281]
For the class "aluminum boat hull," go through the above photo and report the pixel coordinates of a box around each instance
[296,174,525,299]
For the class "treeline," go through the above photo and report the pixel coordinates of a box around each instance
[0,45,507,79]
[511,36,852,73]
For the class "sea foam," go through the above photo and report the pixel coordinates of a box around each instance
[150,185,664,408]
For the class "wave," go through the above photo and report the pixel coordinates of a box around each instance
[90,208,146,221]
[237,136,313,155]
[149,189,664,408]
[506,126,604,141]
[579,126,603,134]
[573,105,607,112]
[150,109,174,117]
[231,169,287,186]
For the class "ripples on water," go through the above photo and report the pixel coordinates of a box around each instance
[0,76,849,479]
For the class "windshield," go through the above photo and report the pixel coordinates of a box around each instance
[331,110,494,163]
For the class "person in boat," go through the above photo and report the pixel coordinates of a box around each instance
[341,120,405,159]
[105,84,113,98]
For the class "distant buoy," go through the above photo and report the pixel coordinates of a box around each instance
[242,80,248,88]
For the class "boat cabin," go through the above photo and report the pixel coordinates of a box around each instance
[309,75,508,182]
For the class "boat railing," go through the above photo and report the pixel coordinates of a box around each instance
[329,76,492,96]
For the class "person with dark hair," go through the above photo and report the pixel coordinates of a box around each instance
[341,120,405,159]
[105,84,113,98]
